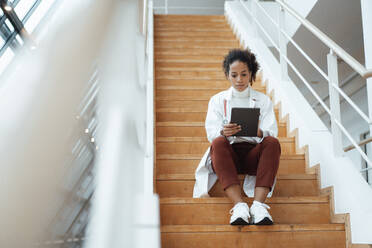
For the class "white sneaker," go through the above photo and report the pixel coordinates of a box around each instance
[229,202,250,225]
[250,200,273,225]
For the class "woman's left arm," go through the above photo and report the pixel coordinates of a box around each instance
[257,96,278,139]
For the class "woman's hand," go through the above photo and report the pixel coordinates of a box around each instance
[222,123,241,137]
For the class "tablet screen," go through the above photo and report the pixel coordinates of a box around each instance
[230,108,260,137]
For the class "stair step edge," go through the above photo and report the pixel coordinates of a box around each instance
[156,121,286,126]
[157,174,316,181]
[156,154,304,160]
[159,196,328,204]
[156,137,294,142]
[161,224,345,233]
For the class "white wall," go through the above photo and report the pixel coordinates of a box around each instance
[252,0,317,47]
[322,85,372,185]
[153,0,225,15]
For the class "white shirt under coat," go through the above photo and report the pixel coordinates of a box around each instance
[193,86,278,198]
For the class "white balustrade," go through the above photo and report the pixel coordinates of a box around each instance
[240,0,372,173]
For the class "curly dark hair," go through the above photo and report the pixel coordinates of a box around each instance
[222,49,260,84]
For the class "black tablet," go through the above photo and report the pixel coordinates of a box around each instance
[230,108,260,137]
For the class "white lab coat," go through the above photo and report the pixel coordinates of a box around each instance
[193,86,278,198]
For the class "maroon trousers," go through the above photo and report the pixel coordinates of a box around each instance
[210,136,281,191]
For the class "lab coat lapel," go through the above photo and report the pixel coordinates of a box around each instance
[248,86,256,108]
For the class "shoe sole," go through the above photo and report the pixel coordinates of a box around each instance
[230,217,250,225]
[254,217,273,225]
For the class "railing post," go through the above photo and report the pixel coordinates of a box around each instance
[361,0,372,136]
[327,50,343,156]
[361,0,372,182]
[278,4,288,81]
[145,0,154,196]
[165,0,168,15]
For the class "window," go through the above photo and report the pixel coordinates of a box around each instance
[14,0,37,21]
[0,0,57,75]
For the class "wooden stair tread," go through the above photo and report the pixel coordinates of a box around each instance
[155,17,227,21]
[155,31,235,36]
[157,137,294,142]
[160,196,328,204]
[157,178,318,197]
[155,67,229,72]
[155,78,266,90]
[156,86,228,90]
[156,157,307,176]
[155,40,238,44]
[156,89,267,100]
[155,38,236,42]
[156,103,277,112]
[155,55,226,62]
[155,68,235,78]
[155,28,232,31]
[155,51,236,56]
[160,197,331,225]
[155,45,239,50]
[156,154,304,160]
[156,101,278,112]
[154,23,230,27]
[156,125,287,138]
[155,66,224,70]
[155,62,224,67]
[156,121,285,126]
[155,137,294,154]
[155,14,226,18]
[155,50,235,56]
[161,224,344,233]
[157,174,315,181]
[154,25,231,30]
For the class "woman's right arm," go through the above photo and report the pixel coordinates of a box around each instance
[205,96,223,143]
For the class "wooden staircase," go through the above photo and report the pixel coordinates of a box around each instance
[154,15,347,248]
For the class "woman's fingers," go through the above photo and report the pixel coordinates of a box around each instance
[223,123,241,136]
[223,126,241,133]
[224,123,239,128]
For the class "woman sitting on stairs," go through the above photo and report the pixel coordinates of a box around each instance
[193,48,281,225]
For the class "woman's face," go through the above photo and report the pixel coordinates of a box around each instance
[228,60,251,92]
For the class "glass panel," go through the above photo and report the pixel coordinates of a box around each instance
[0,47,15,75]
[14,0,37,21]
[15,34,23,45]
[0,37,5,48]
[5,19,14,32]
[24,0,56,33]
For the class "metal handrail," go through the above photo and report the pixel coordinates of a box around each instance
[276,0,372,79]
[240,0,331,115]
[272,0,372,160]
[344,137,372,152]
[242,0,329,81]
[240,2,279,51]
[280,29,328,81]
[239,0,372,171]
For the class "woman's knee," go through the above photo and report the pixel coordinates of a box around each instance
[262,136,281,150]
[211,136,229,149]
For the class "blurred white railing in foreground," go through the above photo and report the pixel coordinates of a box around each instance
[239,0,372,175]
[0,0,159,247]
[85,0,160,247]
